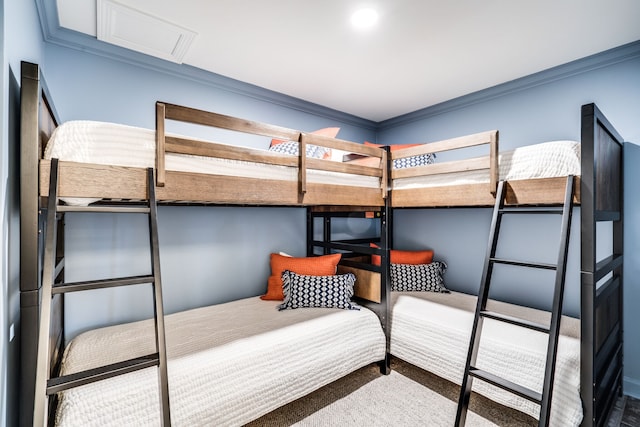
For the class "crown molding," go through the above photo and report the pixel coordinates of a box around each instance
[34,0,378,130]
[36,1,639,132]
[378,40,640,130]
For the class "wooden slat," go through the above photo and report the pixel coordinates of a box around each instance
[337,265,380,303]
[489,130,499,194]
[43,160,578,209]
[392,156,489,179]
[306,158,382,177]
[392,183,497,207]
[166,137,384,177]
[302,133,384,156]
[165,136,298,167]
[41,161,385,207]
[391,176,581,208]
[505,177,581,205]
[156,173,384,206]
[162,173,385,206]
[392,130,498,158]
[161,102,301,141]
[40,160,148,200]
[156,102,166,186]
[165,136,383,177]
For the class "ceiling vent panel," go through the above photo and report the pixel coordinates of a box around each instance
[97,0,197,64]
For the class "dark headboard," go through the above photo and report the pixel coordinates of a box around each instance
[19,61,63,427]
[580,102,625,426]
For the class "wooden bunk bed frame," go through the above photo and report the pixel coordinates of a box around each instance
[19,60,623,426]
[39,103,388,207]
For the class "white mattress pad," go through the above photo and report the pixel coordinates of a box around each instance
[390,291,582,426]
[394,140,581,189]
[55,297,386,426]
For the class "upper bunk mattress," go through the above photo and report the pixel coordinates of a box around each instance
[55,297,386,426]
[44,120,380,188]
[390,291,581,426]
[393,140,581,189]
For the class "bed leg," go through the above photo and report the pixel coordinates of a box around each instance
[379,353,391,375]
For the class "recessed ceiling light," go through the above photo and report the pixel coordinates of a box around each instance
[351,8,378,29]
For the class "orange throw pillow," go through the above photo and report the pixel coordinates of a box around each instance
[261,253,342,300]
[370,243,434,266]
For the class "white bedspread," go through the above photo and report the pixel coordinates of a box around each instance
[55,297,386,426]
[394,140,581,189]
[390,291,582,426]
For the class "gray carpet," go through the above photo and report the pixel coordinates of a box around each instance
[247,358,537,426]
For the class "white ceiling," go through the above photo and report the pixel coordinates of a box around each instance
[56,0,640,122]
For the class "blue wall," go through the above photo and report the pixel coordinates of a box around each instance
[1,0,46,425]
[42,44,378,338]
[377,51,640,396]
[624,142,640,398]
[378,53,640,314]
[4,2,640,421]
[43,41,640,396]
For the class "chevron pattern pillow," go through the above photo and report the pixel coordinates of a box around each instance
[278,271,360,311]
[390,262,449,292]
[268,140,331,159]
[393,152,436,169]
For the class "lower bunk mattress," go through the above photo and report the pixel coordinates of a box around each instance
[390,291,582,426]
[54,297,386,426]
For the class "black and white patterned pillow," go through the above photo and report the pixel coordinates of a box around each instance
[390,262,449,292]
[278,270,360,311]
[268,141,330,159]
[393,152,436,169]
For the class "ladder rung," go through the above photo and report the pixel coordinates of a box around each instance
[469,367,542,403]
[46,353,160,395]
[480,310,550,334]
[490,258,556,270]
[58,205,150,214]
[52,275,155,294]
[499,207,563,214]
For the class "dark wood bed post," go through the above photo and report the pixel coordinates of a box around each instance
[19,61,43,427]
[19,62,62,427]
[580,103,624,427]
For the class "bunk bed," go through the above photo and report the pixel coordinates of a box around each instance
[19,57,623,427]
[379,104,622,426]
[19,62,389,426]
[318,106,622,426]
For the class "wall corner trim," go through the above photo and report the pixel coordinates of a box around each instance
[377,40,640,131]
[37,0,639,133]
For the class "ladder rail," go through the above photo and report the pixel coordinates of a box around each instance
[33,162,172,426]
[539,175,575,425]
[455,180,507,426]
[455,177,575,427]
[33,158,61,427]
[147,168,172,426]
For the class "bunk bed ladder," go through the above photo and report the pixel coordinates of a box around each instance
[32,158,172,427]
[455,176,575,427]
